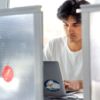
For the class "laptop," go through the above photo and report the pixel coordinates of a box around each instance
[43,61,80,100]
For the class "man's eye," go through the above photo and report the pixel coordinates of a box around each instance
[73,23,80,27]
[64,24,68,27]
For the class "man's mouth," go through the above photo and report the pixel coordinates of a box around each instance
[69,34,76,39]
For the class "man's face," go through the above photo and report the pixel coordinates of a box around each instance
[63,16,81,43]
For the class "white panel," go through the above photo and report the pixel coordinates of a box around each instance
[90,12,100,100]
[0,6,43,100]
[81,4,100,100]
[0,0,9,8]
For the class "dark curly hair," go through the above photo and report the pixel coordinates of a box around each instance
[57,0,90,23]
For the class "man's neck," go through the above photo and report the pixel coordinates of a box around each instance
[67,41,82,52]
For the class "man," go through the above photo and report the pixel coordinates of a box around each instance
[44,0,90,91]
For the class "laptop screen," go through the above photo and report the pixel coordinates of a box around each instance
[0,6,43,100]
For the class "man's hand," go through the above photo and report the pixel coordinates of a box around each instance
[64,80,83,91]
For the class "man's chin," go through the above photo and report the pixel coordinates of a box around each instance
[69,39,80,43]
[69,38,77,42]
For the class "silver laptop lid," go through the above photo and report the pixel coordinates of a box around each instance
[0,6,43,100]
[81,4,100,100]
[43,61,66,98]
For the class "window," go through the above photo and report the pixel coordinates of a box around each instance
[9,0,95,46]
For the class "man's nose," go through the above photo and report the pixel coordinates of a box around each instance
[68,26,74,33]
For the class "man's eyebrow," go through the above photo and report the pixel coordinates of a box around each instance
[73,22,78,24]
[63,21,79,24]
[73,22,81,24]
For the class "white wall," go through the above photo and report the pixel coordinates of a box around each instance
[95,0,100,3]
[8,0,97,46]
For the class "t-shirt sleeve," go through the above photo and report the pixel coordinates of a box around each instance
[43,40,55,61]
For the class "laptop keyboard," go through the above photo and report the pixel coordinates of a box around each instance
[52,97,78,100]
[45,97,83,100]
[44,95,83,100]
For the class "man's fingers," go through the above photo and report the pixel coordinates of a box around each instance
[64,81,70,86]
[64,80,82,91]
[68,84,78,90]
[68,82,80,90]
[64,81,70,90]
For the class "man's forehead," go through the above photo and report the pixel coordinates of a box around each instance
[63,16,77,24]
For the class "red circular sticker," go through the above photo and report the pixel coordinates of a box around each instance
[2,65,14,82]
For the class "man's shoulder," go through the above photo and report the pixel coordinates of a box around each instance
[44,36,66,53]
[44,36,66,61]
[49,36,66,45]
